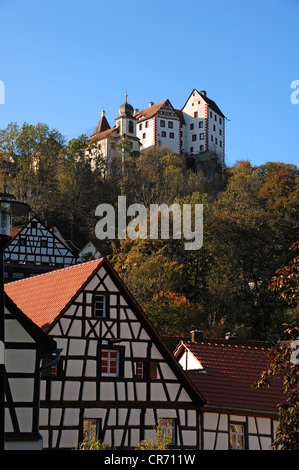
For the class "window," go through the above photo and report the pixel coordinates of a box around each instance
[128,120,134,133]
[194,112,198,118]
[168,121,173,128]
[145,121,149,128]
[139,123,142,130]
[200,145,204,151]
[41,353,63,377]
[215,138,218,144]
[211,135,213,142]
[210,111,212,118]
[219,128,222,135]
[229,423,246,450]
[161,131,166,137]
[20,237,26,246]
[150,360,158,379]
[160,120,165,127]
[199,121,203,128]
[213,124,216,131]
[169,132,174,139]
[220,140,222,147]
[159,418,176,446]
[143,133,146,139]
[200,133,204,140]
[101,349,119,377]
[83,419,100,443]
[190,123,194,130]
[31,221,37,229]
[136,361,144,378]
[93,293,107,318]
[192,134,197,141]
[41,239,47,248]
[219,117,222,124]
[215,114,217,121]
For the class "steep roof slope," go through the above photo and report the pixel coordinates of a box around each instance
[5,259,104,330]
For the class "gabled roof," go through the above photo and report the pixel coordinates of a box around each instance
[174,338,285,414]
[134,100,168,122]
[5,258,205,406]
[91,113,111,139]
[182,88,225,118]
[5,259,104,331]
[7,216,78,258]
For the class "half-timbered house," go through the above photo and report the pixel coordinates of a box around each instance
[4,294,57,450]
[4,217,77,281]
[5,258,205,450]
[172,332,285,451]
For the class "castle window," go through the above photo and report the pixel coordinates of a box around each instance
[200,145,204,151]
[219,117,222,124]
[139,123,142,130]
[219,128,222,135]
[215,138,218,144]
[210,111,213,118]
[128,120,134,134]
[215,114,217,121]
[220,140,222,147]
[161,131,166,137]
[194,112,198,118]
[200,133,204,140]
[199,121,203,128]
[190,123,194,130]
[211,135,213,142]
[169,132,174,139]
[213,124,216,131]
[192,134,197,141]
[93,293,108,318]
[160,120,165,127]
[168,121,173,128]
[143,133,146,139]
[145,121,149,128]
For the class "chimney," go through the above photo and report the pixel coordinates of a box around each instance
[149,101,154,107]
[134,109,139,114]
[200,90,206,96]
[101,110,106,117]
[190,330,203,342]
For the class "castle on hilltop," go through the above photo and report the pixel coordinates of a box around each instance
[88,89,226,176]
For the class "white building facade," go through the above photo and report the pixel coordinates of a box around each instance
[90,88,225,170]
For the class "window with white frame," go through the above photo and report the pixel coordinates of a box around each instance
[93,293,107,318]
[101,349,120,377]
[229,423,246,450]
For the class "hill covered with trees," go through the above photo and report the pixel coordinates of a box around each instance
[1,121,298,342]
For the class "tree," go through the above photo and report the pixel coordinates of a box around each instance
[253,242,299,450]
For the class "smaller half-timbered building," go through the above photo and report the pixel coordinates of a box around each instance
[172,333,285,451]
[5,258,205,450]
[4,294,57,450]
[4,217,78,281]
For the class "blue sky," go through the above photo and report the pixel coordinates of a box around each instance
[0,0,298,168]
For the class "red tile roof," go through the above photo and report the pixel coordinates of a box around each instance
[5,259,104,331]
[175,339,285,414]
